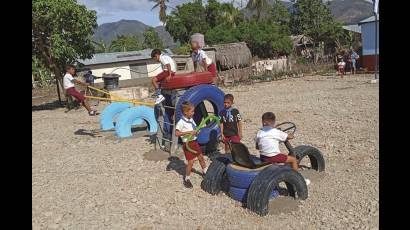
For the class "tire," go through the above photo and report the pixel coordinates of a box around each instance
[294,145,325,172]
[247,166,308,216]
[201,159,227,195]
[100,102,143,131]
[115,106,158,138]
[161,72,215,90]
[229,186,279,203]
[226,164,270,189]
[175,84,225,125]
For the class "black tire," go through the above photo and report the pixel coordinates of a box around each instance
[201,159,228,195]
[294,145,325,172]
[247,165,308,216]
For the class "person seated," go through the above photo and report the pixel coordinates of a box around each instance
[191,41,217,77]
[255,112,310,185]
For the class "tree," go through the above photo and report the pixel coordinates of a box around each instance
[110,35,141,52]
[269,0,291,33]
[93,39,112,53]
[150,0,170,25]
[246,0,269,21]
[238,19,292,58]
[165,0,209,44]
[32,0,97,102]
[290,0,342,46]
[205,25,240,44]
[142,28,164,49]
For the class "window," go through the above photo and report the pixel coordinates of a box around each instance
[129,62,148,78]
[176,62,186,71]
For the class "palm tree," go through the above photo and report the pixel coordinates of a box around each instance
[222,7,242,28]
[247,0,268,21]
[150,0,169,25]
[92,39,111,53]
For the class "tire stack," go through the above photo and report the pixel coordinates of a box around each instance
[100,102,158,138]
[226,164,279,203]
[202,153,318,216]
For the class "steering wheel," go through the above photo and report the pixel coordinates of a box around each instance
[275,122,297,135]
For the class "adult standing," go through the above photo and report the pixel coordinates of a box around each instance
[350,49,360,75]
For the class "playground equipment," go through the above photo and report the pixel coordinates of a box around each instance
[154,71,223,156]
[201,122,325,216]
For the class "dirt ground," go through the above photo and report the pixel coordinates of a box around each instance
[32,74,379,230]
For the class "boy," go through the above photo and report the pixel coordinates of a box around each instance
[151,49,177,104]
[255,113,311,185]
[175,101,208,188]
[219,94,242,154]
[63,64,97,116]
[191,41,217,77]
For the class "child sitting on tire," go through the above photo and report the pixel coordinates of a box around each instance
[219,94,243,154]
[255,112,298,170]
[191,41,217,77]
[175,101,208,188]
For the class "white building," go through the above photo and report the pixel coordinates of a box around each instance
[77,49,195,88]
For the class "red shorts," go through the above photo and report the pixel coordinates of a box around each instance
[182,141,203,161]
[66,87,85,103]
[223,135,241,144]
[155,71,175,82]
[207,63,217,77]
[260,154,288,164]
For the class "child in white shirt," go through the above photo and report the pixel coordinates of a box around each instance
[255,112,298,170]
[175,101,208,188]
[151,49,177,104]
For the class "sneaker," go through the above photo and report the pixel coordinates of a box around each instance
[155,94,165,104]
[305,178,311,186]
[183,179,193,188]
[88,110,99,116]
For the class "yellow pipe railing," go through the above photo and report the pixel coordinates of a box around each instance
[85,85,155,107]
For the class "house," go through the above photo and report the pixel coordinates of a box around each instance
[212,42,253,83]
[358,15,379,71]
[77,49,194,88]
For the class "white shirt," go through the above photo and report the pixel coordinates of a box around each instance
[192,49,213,65]
[63,73,75,89]
[255,127,288,157]
[175,116,197,143]
[159,54,177,73]
[338,61,346,67]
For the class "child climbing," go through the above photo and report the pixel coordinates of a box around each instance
[191,41,217,77]
[254,112,310,185]
[175,101,208,188]
[219,94,242,154]
[151,49,177,104]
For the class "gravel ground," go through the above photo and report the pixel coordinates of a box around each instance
[32,74,379,230]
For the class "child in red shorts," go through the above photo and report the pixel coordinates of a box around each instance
[63,64,97,116]
[219,94,243,153]
[175,101,208,188]
[151,49,177,104]
[255,112,298,170]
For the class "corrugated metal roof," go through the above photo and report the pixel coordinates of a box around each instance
[78,48,173,66]
[359,14,379,24]
[342,24,361,34]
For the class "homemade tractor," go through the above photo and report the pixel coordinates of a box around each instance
[201,122,326,216]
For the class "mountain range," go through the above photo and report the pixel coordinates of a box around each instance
[92,0,373,48]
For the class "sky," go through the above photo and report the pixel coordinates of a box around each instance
[77,0,375,27]
[77,0,261,26]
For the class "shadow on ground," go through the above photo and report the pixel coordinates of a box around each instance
[74,129,103,138]
[166,156,202,177]
[32,100,66,112]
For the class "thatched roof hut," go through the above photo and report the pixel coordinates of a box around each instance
[211,42,252,70]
